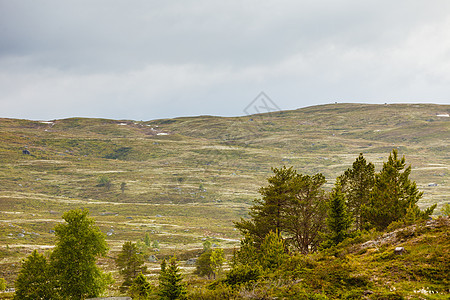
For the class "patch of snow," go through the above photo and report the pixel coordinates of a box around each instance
[118,123,128,126]
[40,121,54,124]
[436,113,449,117]
[157,132,169,135]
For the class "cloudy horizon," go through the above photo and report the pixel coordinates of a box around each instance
[1,0,449,121]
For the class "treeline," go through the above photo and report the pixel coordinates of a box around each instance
[195,150,441,299]
[235,149,436,253]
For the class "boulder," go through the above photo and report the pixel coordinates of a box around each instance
[394,247,405,255]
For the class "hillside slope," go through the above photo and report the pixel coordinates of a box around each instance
[0,103,448,206]
[0,103,448,293]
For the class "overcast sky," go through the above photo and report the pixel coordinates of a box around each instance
[1,1,449,120]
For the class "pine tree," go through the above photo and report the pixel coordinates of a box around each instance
[233,235,259,266]
[116,241,146,292]
[284,173,328,254]
[159,257,187,300]
[194,249,214,279]
[325,180,353,246]
[339,153,375,230]
[14,250,53,300]
[50,209,110,299]
[234,166,297,246]
[363,150,430,230]
[259,231,288,271]
[128,273,152,300]
[235,168,328,254]
[144,233,151,247]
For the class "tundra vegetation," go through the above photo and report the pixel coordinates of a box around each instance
[0,104,449,298]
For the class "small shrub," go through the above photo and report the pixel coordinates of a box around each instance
[97,175,111,190]
[224,264,261,287]
[0,278,6,291]
[441,203,450,216]
[189,282,236,299]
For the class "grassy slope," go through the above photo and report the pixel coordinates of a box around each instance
[0,103,448,294]
[254,218,450,299]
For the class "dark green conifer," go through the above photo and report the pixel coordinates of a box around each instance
[363,150,431,230]
[14,250,52,300]
[325,180,353,246]
[158,257,186,300]
[260,231,288,271]
[234,166,297,246]
[116,241,146,292]
[128,273,152,300]
[339,153,375,230]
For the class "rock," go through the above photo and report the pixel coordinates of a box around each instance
[17,233,25,238]
[394,247,405,255]
[186,258,197,265]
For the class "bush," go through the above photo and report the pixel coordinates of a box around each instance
[128,273,153,300]
[223,264,261,287]
[189,282,236,299]
[0,278,6,291]
[441,203,450,216]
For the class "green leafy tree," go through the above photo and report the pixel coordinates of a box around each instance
[259,231,288,271]
[116,241,146,292]
[129,273,152,300]
[194,249,214,279]
[284,173,328,254]
[14,250,52,300]
[324,181,353,247]
[235,166,297,246]
[210,248,225,279]
[159,257,187,300]
[339,153,375,230]
[363,150,433,230]
[50,209,110,299]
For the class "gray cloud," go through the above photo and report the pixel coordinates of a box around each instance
[1,0,449,120]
